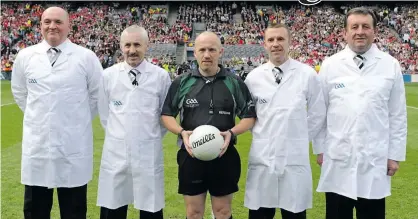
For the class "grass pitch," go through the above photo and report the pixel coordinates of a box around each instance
[2,81,418,219]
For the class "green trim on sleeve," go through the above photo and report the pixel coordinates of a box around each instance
[223,75,247,118]
[172,74,197,115]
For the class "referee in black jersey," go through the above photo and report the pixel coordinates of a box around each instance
[161,31,256,219]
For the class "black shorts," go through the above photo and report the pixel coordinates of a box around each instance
[177,145,241,197]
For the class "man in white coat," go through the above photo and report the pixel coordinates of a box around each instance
[97,25,171,219]
[243,23,327,219]
[315,7,407,219]
[11,6,103,219]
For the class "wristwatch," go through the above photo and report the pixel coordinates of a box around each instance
[228,129,235,137]
[178,128,185,137]
[228,129,236,144]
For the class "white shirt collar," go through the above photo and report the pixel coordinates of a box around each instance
[123,59,147,74]
[41,38,70,54]
[344,43,378,61]
[266,57,291,73]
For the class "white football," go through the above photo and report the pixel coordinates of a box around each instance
[189,125,224,161]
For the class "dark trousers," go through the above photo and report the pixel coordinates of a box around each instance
[325,192,385,219]
[23,184,87,219]
[100,205,163,219]
[249,207,306,219]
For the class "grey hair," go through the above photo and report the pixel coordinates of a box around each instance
[120,25,149,45]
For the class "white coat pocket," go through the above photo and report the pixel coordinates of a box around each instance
[62,127,83,156]
[26,70,48,94]
[367,132,389,166]
[22,122,48,156]
[329,81,352,103]
[64,91,85,122]
[132,93,158,119]
[327,136,353,162]
[365,78,392,104]
[286,139,309,166]
[248,139,271,166]
[135,94,160,140]
[65,91,83,105]
[109,99,126,114]
[101,137,127,170]
[134,139,164,171]
[138,96,158,112]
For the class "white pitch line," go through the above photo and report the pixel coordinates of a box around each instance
[0,102,15,107]
[407,105,418,110]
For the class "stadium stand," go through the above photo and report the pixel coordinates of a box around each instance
[1,1,417,79]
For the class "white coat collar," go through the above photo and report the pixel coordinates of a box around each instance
[121,59,148,74]
[341,43,382,60]
[118,60,149,89]
[340,44,382,70]
[38,38,73,55]
[260,58,297,86]
[264,57,297,73]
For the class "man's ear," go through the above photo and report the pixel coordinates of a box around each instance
[342,28,348,42]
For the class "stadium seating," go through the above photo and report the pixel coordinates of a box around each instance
[147,44,177,57]
[223,45,267,59]
[1,2,417,75]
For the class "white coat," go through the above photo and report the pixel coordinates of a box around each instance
[11,39,103,188]
[97,61,171,212]
[314,44,407,200]
[243,59,326,213]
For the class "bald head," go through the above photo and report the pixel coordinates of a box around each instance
[42,7,69,22]
[195,31,221,49]
[193,31,223,75]
[41,6,70,47]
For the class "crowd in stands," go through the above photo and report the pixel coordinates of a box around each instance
[1,2,417,77]
[215,3,417,74]
[384,4,418,74]
[1,2,191,71]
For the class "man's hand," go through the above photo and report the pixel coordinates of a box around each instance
[219,130,232,157]
[317,153,324,166]
[181,130,194,157]
[387,159,400,176]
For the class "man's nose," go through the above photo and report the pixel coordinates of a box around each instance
[203,51,211,58]
[48,22,57,29]
[129,46,136,54]
[355,26,366,35]
[272,39,280,47]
